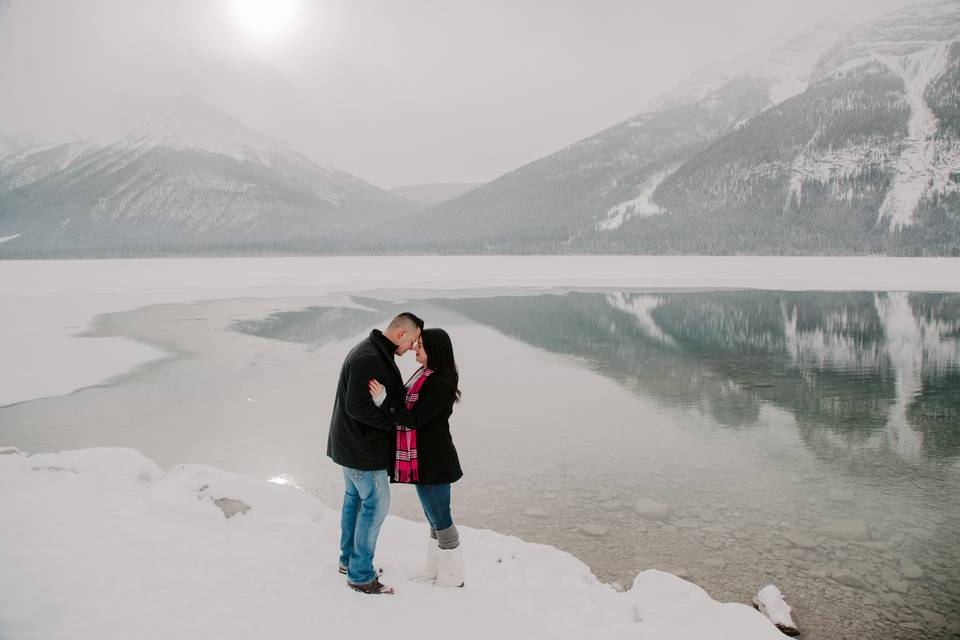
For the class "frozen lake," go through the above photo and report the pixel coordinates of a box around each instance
[2,257,960,639]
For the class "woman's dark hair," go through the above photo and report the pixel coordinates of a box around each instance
[421,328,461,403]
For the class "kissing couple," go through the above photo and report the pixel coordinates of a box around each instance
[327,312,464,595]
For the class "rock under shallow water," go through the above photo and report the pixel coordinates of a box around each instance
[578,523,608,537]
[899,558,924,579]
[859,541,889,551]
[782,530,818,549]
[816,519,870,541]
[634,497,669,520]
[830,570,867,589]
[826,488,855,502]
[887,579,910,594]
[919,609,947,628]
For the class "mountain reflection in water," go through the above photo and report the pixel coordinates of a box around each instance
[431,290,960,463]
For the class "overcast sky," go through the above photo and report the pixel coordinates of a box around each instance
[0,0,918,188]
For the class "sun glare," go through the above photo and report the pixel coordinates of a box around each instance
[229,0,300,44]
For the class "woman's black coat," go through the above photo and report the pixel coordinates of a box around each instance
[383,372,463,485]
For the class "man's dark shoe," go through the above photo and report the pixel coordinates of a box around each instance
[348,577,395,595]
[339,564,383,576]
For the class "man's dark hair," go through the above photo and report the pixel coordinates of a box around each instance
[388,312,424,332]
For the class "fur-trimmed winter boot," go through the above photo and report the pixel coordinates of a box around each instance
[436,546,465,587]
[414,537,441,582]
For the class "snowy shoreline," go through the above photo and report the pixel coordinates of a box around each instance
[0,445,786,639]
[2,256,959,408]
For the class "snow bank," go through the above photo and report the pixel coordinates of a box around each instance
[0,446,784,640]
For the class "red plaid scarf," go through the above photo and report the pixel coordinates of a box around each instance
[394,368,433,483]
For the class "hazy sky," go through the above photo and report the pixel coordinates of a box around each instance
[0,0,918,187]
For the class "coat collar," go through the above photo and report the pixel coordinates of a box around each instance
[370,329,398,360]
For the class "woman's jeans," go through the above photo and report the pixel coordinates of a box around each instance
[415,483,453,532]
[339,467,390,584]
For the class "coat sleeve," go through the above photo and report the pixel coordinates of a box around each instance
[344,355,399,432]
[379,375,454,431]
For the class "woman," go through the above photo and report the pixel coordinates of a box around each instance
[368,327,464,588]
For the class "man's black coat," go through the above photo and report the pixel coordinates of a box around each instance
[327,330,405,470]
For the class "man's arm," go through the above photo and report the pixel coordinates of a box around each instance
[345,356,398,431]
[378,376,454,430]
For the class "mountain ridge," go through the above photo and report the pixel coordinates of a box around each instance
[3,3,960,257]
[367,0,960,256]
[0,95,414,257]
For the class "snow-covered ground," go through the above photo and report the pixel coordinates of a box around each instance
[0,446,787,639]
[2,256,959,408]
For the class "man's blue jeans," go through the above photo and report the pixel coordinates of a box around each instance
[339,467,390,584]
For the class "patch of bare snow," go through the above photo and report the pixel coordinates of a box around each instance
[877,43,953,228]
[784,136,893,212]
[599,167,676,231]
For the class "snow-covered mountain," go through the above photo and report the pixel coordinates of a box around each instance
[367,13,861,253]
[0,96,414,256]
[813,0,960,229]
[647,0,960,255]
[5,2,960,257]
[0,133,40,159]
[377,1,960,255]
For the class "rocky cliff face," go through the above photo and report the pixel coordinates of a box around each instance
[624,0,960,255]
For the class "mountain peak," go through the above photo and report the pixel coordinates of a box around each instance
[88,94,294,165]
[813,0,960,81]
[642,12,860,114]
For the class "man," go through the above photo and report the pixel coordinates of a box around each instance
[327,312,424,595]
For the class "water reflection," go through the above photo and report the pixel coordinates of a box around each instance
[433,291,960,462]
[234,291,960,462]
[233,306,385,347]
